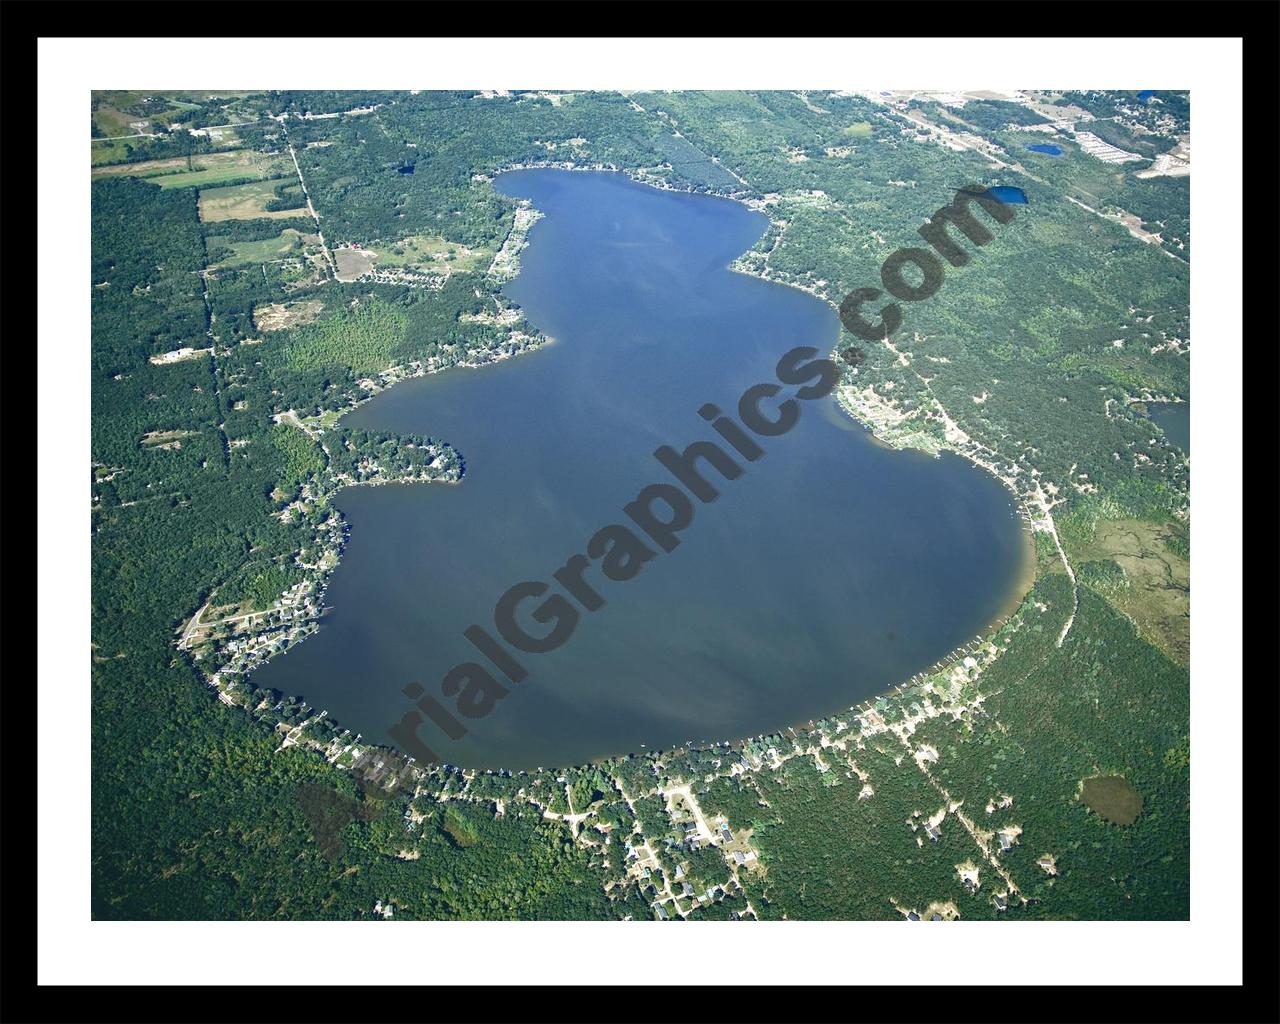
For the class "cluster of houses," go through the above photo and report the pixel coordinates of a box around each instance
[650,874,748,920]
[618,790,766,921]
[1072,130,1144,164]
[360,267,449,290]
[194,514,347,699]
[901,900,960,922]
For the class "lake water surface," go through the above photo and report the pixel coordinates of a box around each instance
[253,170,1033,769]
[1146,401,1190,453]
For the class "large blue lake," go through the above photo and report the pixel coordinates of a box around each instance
[253,170,1033,769]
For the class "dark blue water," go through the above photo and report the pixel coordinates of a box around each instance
[1146,401,1189,453]
[252,170,1032,769]
[987,186,1029,205]
[1138,90,1155,104]
[1026,143,1062,156]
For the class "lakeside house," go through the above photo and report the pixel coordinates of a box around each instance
[995,826,1022,854]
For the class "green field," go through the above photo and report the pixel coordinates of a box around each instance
[198,178,308,222]
[91,149,289,189]
[210,230,305,268]
[370,233,490,272]
[170,153,293,191]
[92,155,202,179]
[90,139,136,165]
[92,146,283,184]
[92,92,201,137]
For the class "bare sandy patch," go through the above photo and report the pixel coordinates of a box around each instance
[140,429,197,450]
[149,346,212,365]
[334,247,376,282]
[254,299,325,333]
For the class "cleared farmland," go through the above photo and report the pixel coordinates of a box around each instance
[209,229,306,268]
[198,178,309,222]
[91,149,293,190]
[369,233,490,273]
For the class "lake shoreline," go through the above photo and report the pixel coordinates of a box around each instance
[195,163,1048,776]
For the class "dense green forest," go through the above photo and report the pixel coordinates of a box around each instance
[691,577,1188,920]
[635,91,1189,514]
[91,89,1189,921]
[90,156,617,921]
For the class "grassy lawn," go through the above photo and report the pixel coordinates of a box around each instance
[371,233,490,273]
[210,229,305,269]
[90,139,136,166]
[298,407,347,432]
[171,152,294,191]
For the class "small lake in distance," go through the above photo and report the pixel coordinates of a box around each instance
[1145,401,1189,454]
[986,186,1028,205]
[251,170,1034,769]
